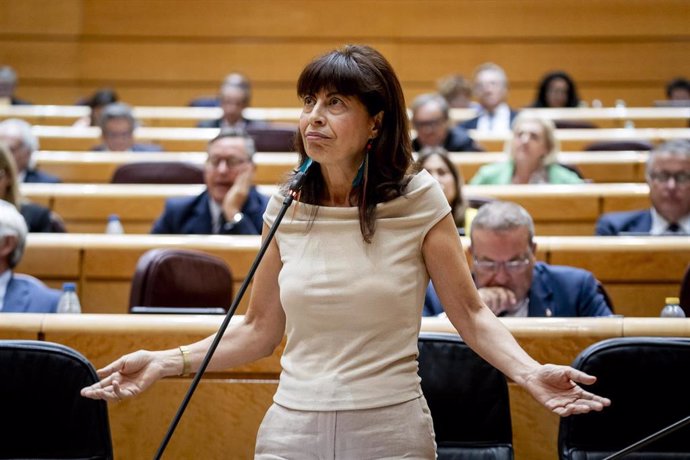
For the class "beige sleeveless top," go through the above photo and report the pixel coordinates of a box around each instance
[263,170,450,410]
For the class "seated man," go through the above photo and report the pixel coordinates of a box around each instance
[424,201,613,317]
[459,62,518,133]
[151,130,268,235]
[92,103,163,152]
[197,73,268,130]
[596,139,690,236]
[411,93,480,152]
[0,66,31,105]
[0,118,61,183]
[0,200,60,313]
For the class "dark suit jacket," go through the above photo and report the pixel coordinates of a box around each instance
[151,188,268,235]
[20,202,56,233]
[459,109,519,130]
[423,262,612,317]
[92,143,163,152]
[10,96,32,105]
[196,117,269,129]
[595,209,652,236]
[412,125,481,152]
[2,273,60,313]
[24,169,61,184]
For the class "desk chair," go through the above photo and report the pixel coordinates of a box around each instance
[247,126,297,152]
[554,120,599,129]
[584,140,654,151]
[559,337,690,459]
[129,248,233,313]
[418,332,514,460]
[111,161,204,184]
[0,340,113,459]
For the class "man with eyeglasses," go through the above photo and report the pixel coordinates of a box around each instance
[424,201,612,317]
[410,93,480,153]
[596,139,690,236]
[151,130,268,235]
[93,103,163,152]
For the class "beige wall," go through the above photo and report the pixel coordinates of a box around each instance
[1,0,689,108]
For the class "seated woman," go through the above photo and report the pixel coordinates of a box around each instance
[469,113,585,185]
[531,71,581,108]
[415,146,474,234]
[0,144,65,232]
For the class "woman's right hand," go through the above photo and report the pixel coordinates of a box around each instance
[81,349,178,402]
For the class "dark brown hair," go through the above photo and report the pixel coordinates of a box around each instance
[290,44,412,242]
[415,147,468,227]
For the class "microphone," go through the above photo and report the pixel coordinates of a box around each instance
[602,414,690,459]
[288,158,313,197]
[153,157,314,459]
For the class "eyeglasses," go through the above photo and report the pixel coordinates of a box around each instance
[473,256,531,273]
[413,118,445,130]
[648,171,690,185]
[207,156,250,169]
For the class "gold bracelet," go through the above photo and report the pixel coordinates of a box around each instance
[179,345,191,377]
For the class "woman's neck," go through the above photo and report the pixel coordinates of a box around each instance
[319,163,360,207]
[512,158,542,184]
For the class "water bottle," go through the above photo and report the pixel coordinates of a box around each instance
[660,297,685,318]
[57,282,82,314]
[105,214,125,234]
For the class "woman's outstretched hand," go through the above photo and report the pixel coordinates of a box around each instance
[81,350,177,402]
[524,364,611,416]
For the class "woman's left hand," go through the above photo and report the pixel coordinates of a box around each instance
[523,364,611,417]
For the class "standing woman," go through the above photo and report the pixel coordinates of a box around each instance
[82,45,609,458]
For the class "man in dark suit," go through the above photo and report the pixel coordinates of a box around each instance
[0,118,61,183]
[0,200,60,313]
[197,73,268,131]
[0,66,31,105]
[596,139,690,236]
[151,130,268,235]
[459,63,518,133]
[424,201,612,317]
[410,93,480,152]
[92,103,163,152]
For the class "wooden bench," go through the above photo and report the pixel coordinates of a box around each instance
[21,182,652,235]
[3,314,689,459]
[32,150,649,185]
[16,234,689,318]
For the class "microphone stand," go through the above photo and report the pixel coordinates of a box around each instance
[603,414,690,460]
[153,170,309,460]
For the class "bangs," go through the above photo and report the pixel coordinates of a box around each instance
[297,52,369,100]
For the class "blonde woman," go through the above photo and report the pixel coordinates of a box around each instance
[470,113,584,184]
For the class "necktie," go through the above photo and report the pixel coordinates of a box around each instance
[666,222,682,235]
[216,212,227,234]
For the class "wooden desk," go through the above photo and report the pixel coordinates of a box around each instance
[29,124,690,152]
[21,182,650,235]
[3,314,689,460]
[32,150,648,185]
[17,234,689,317]
[512,107,690,128]
[470,127,690,151]
[32,151,298,185]
[3,105,689,128]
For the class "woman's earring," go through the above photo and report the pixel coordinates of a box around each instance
[352,139,373,187]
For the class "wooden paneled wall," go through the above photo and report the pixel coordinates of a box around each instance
[1,1,689,108]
